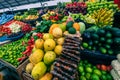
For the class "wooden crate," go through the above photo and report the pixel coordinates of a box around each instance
[17,59,33,80]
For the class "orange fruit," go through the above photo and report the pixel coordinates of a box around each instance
[73,22,80,31]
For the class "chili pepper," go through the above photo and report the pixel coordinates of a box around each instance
[17,56,26,62]
[22,46,31,55]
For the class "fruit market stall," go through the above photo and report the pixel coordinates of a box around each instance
[0,0,120,80]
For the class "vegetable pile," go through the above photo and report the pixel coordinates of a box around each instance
[78,60,113,80]
[0,36,28,67]
[82,26,120,55]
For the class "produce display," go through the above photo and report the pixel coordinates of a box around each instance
[0,20,32,37]
[0,0,120,80]
[87,1,119,14]
[78,60,113,80]
[82,26,120,55]
[0,35,28,67]
[42,10,63,22]
[14,9,39,21]
[64,2,87,15]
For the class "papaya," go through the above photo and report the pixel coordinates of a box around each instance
[39,73,53,80]
[29,49,44,65]
[31,62,47,80]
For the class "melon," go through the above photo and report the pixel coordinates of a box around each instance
[44,39,56,51]
[79,22,86,34]
[52,27,63,38]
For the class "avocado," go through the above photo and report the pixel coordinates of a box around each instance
[68,27,76,34]
[66,21,74,30]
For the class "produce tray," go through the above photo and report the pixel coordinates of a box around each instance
[80,49,117,65]
[0,32,24,42]
[17,59,33,80]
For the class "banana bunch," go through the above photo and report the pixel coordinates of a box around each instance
[91,8,114,27]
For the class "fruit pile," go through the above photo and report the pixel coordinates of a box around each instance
[14,9,39,21]
[64,2,87,15]
[78,60,113,80]
[42,10,63,22]
[0,36,28,67]
[87,1,119,14]
[51,35,81,80]
[25,30,65,80]
[84,8,114,27]
[82,26,120,55]
[0,20,32,37]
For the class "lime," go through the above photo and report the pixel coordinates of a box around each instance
[85,73,91,79]
[101,75,107,80]
[82,43,89,48]
[66,21,74,30]
[91,74,100,80]
[106,74,113,80]
[85,66,92,73]
[79,66,84,73]
[80,76,86,80]
[93,69,102,77]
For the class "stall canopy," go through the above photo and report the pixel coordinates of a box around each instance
[0,0,71,13]
[0,0,52,9]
